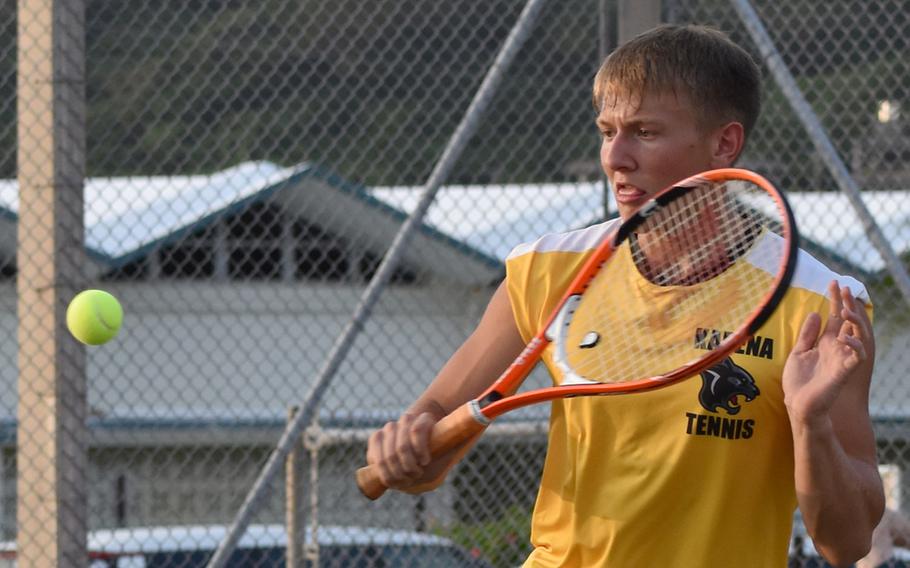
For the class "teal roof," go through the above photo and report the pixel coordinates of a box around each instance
[0,161,504,273]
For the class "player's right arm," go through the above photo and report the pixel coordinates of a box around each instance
[364,280,526,493]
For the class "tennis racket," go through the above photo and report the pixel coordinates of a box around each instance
[356,167,798,500]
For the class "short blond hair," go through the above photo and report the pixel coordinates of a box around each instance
[593,24,761,137]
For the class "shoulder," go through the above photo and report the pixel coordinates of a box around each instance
[504,220,619,340]
[506,219,620,260]
[791,246,870,303]
[746,231,870,304]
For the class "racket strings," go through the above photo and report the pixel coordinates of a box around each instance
[562,179,788,384]
[632,185,757,286]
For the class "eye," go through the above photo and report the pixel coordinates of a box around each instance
[637,128,654,138]
[600,128,615,140]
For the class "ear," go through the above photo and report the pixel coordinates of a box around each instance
[709,121,745,168]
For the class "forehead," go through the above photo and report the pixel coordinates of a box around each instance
[596,89,698,124]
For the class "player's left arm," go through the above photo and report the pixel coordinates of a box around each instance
[784,280,885,568]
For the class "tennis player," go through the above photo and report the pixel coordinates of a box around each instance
[365,24,884,567]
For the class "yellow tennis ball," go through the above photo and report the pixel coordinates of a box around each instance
[66,289,123,345]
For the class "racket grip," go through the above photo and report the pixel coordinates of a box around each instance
[356,402,488,500]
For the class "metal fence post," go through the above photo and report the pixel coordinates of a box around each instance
[16,0,87,566]
[285,406,303,568]
[617,0,662,45]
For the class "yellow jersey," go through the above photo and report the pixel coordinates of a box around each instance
[505,219,871,568]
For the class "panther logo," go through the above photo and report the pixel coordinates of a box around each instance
[698,357,759,415]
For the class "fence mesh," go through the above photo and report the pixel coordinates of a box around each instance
[5,0,910,566]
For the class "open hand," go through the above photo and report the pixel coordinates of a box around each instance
[782,280,874,427]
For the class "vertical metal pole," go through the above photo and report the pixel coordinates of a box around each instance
[304,425,321,567]
[598,0,662,221]
[285,407,303,568]
[16,1,87,566]
[598,0,615,58]
[598,0,616,220]
[617,0,662,45]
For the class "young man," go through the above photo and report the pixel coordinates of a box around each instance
[365,24,884,567]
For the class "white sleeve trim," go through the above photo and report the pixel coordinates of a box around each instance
[506,219,620,260]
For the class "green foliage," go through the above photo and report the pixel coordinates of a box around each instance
[742,50,910,190]
[3,0,908,186]
[436,504,533,568]
[78,0,600,182]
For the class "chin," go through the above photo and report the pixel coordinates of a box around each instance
[615,206,635,220]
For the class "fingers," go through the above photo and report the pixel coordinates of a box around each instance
[836,331,865,364]
[824,281,873,366]
[836,286,871,362]
[382,415,423,483]
[410,412,435,467]
[797,282,871,360]
[366,412,437,489]
[793,311,822,353]
[825,280,845,332]
[840,286,873,336]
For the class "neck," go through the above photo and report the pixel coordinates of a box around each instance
[631,230,737,286]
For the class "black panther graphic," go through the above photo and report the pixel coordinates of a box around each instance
[698,357,760,415]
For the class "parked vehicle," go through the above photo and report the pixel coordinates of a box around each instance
[0,524,492,567]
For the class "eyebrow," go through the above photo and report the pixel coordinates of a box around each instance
[595,116,660,129]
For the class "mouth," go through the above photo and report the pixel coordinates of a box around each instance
[614,183,648,205]
[728,392,755,408]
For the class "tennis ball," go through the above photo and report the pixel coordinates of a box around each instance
[66,289,123,345]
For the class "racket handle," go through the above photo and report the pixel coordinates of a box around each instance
[356,402,489,500]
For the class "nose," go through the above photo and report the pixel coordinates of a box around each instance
[601,131,636,173]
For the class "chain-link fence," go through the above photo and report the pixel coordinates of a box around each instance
[5,0,910,566]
